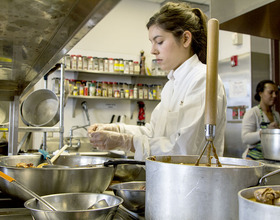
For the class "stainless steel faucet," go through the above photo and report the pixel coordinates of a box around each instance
[68,101,91,148]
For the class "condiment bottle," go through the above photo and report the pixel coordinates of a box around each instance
[70,55,77,69]
[108,58,114,72]
[133,61,140,74]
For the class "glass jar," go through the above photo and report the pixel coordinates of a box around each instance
[113,82,119,98]
[104,58,109,72]
[73,86,78,96]
[143,84,148,99]
[93,57,99,71]
[133,61,140,74]
[89,81,96,96]
[96,81,102,96]
[129,84,134,99]
[70,55,77,69]
[108,82,113,97]
[124,60,129,74]
[138,83,143,99]
[79,83,84,96]
[87,56,93,70]
[128,60,134,74]
[102,81,108,97]
[156,84,162,100]
[77,55,83,69]
[84,81,89,96]
[114,59,119,73]
[65,55,71,69]
[133,84,138,99]
[82,56,88,70]
[108,58,114,72]
[148,85,154,100]
[119,59,124,73]
[98,58,104,72]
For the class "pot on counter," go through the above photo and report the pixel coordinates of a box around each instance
[238,185,280,220]
[145,155,265,220]
[261,129,280,161]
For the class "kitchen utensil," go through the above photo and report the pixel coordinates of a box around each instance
[38,144,69,168]
[0,171,57,211]
[195,18,221,166]
[0,155,144,201]
[20,89,60,127]
[261,129,280,161]
[110,181,145,213]
[238,185,280,220]
[24,193,123,220]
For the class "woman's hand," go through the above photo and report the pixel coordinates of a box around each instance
[88,123,120,134]
[89,131,133,152]
[267,121,279,129]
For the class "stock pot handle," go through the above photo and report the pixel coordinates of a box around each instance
[104,160,145,167]
[259,168,280,185]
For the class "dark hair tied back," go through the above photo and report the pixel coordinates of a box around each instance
[254,80,276,102]
[146,2,208,64]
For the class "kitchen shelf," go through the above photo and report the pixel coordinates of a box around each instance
[65,69,168,79]
[68,95,161,101]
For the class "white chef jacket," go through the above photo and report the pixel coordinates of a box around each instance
[118,54,227,160]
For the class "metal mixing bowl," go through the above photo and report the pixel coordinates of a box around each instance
[24,193,123,220]
[0,155,115,201]
[110,181,145,213]
[20,89,60,127]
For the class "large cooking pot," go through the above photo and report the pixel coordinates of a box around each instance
[145,155,264,220]
[238,185,280,220]
[261,129,280,161]
[0,155,115,201]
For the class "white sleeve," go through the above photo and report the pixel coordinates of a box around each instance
[241,108,261,145]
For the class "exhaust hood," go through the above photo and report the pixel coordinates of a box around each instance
[0,0,120,101]
[211,0,280,40]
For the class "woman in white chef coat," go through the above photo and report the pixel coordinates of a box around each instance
[88,2,227,160]
[242,80,280,160]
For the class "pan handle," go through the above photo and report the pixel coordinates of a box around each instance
[259,168,280,185]
[104,160,145,167]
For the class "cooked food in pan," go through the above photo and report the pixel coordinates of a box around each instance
[251,187,280,206]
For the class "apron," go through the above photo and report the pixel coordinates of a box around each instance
[247,105,279,160]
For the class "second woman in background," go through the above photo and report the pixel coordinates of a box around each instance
[242,80,280,160]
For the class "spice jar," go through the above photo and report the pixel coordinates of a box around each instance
[133,61,140,74]
[108,58,114,72]
[96,81,102,96]
[119,59,124,73]
[89,81,96,96]
[148,85,153,100]
[114,59,119,73]
[138,83,143,99]
[104,58,109,72]
[113,82,119,98]
[133,84,138,99]
[65,55,71,69]
[124,60,129,74]
[77,55,83,69]
[102,81,108,97]
[108,82,113,97]
[87,56,93,70]
[70,55,77,69]
[82,56,88,70]
[143,84,148,99]
[98,58,104,72]
[128,60,134,74]
[73,86,78,96]
[93,57,99,71]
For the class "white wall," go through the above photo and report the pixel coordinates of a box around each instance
[32,0,270,149]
